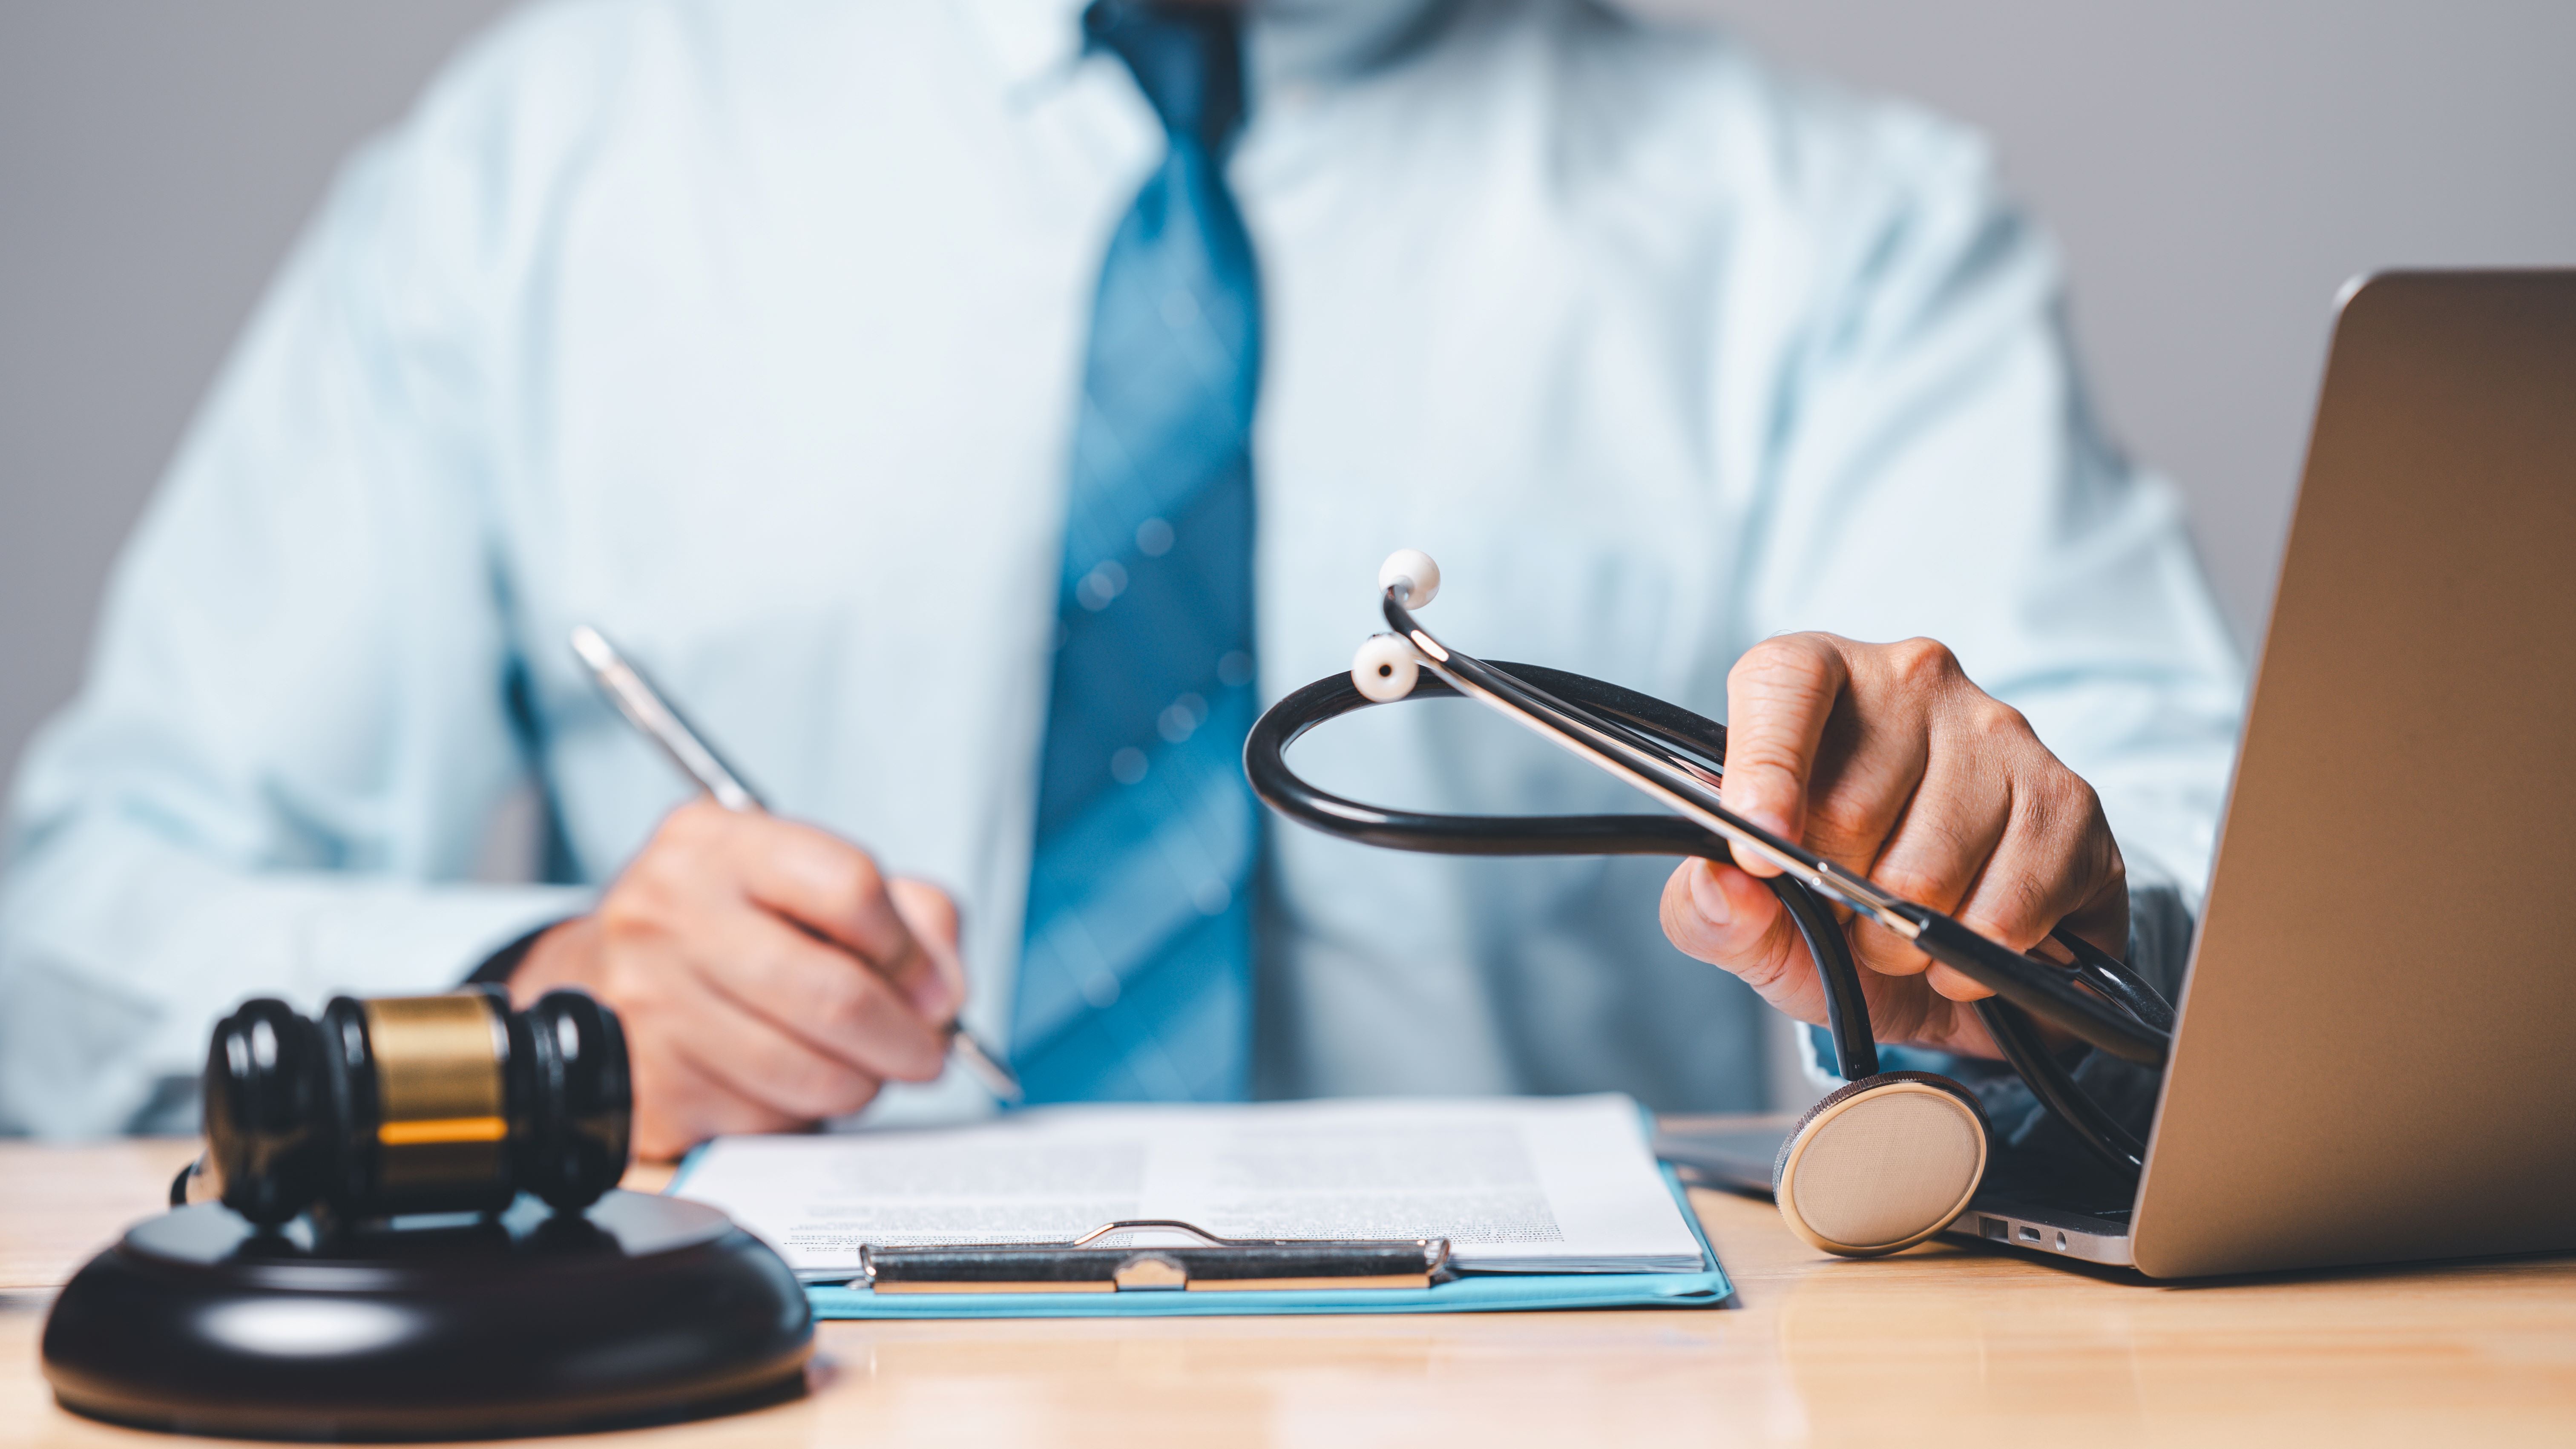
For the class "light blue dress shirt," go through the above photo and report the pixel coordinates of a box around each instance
[0,0,2243,1136]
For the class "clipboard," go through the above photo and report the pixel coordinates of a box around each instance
[791,1162,1729,1319]
[666,1099,1734,1318]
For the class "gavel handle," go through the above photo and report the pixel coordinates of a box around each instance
[170,1154,214,1208]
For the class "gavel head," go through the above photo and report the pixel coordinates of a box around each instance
[201,988,631,1227]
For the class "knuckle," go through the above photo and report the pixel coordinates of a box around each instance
[904,1037,947,1079]
[1871,811,1983,905]
[1730,635,1837,698]
[661,799,726,850]
[602,960,673,1018]
[1870,861,1952,911]
[813,973,877,1038]
[1966,699,2031,742]
[1881,637,1957,689]
[1803,794,1880,851]
[842,851,886,904]
[779,1057,871,1118]
[2088,815,2127,887]
[2059,772,2108,830]
[595,894,644,939]
[1724,739,1807,778]
[612,848,699,920]
[1986,880,2058,944]
[1963,873,2058,947]
[599,875,672,931]
[2014,767,2096,852]
[1850,921,1930,980]
[897,880,962,938]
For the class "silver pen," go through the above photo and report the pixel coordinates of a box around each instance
[569,624,1024,1105]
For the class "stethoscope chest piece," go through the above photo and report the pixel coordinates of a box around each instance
[1772,1073,1990,1258]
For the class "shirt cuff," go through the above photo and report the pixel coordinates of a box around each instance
[463,919,567,986]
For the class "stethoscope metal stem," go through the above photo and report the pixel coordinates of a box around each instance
[1388,588,1922,938]
[1380,585,2168,1068]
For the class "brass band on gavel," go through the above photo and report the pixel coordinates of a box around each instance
[360,993,514,1201]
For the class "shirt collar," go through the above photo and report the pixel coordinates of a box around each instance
[954,0,1091,100]
[954,0,1457,106]
[1254,0,1459,90]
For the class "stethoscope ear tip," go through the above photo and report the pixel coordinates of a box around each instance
[1378,549,1440,608]
[1350,633,1423,702]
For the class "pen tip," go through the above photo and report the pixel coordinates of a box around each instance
[569,624,615,670]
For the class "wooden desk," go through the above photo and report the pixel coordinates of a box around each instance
[6,1133,2573,1446]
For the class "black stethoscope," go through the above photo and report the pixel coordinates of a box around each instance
[1246,551,2176,1257]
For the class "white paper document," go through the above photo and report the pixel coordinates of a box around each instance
[675,1093,1704,1275]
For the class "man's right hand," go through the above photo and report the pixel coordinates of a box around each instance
[508,800,966,1160]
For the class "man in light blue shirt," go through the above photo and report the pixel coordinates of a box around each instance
[0,0,2240,1155]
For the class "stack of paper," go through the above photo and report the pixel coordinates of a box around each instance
[674,1092,1705,1276]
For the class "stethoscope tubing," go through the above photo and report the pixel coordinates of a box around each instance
[1246,598,2172,1176]
[1243,661,1887,1084]
[1244,648,2167,1176]
[1248,666,1726,859]
[1375,589,2170,1069]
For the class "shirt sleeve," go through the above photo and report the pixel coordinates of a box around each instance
[0,111,588,1137]
[1745,107,2242,1180]
[1739,105,2246,977]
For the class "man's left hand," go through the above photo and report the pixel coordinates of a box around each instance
[1658,633,2126,1058]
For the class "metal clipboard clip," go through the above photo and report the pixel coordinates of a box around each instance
[851,1219,1457,1294]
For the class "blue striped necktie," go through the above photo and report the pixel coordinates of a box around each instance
[1009,0,1260,1103]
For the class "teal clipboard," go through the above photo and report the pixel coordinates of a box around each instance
[798,1159,1730,1318]
[668,1106,1733,1319]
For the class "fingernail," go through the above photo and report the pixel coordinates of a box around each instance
[1690,863,1732,926]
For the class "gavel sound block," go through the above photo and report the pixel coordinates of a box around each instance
[40,989,813,1440]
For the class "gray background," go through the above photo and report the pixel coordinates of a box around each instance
[3,0,2572,793]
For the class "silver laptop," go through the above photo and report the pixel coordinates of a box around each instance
[1660,270,2576,1279]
